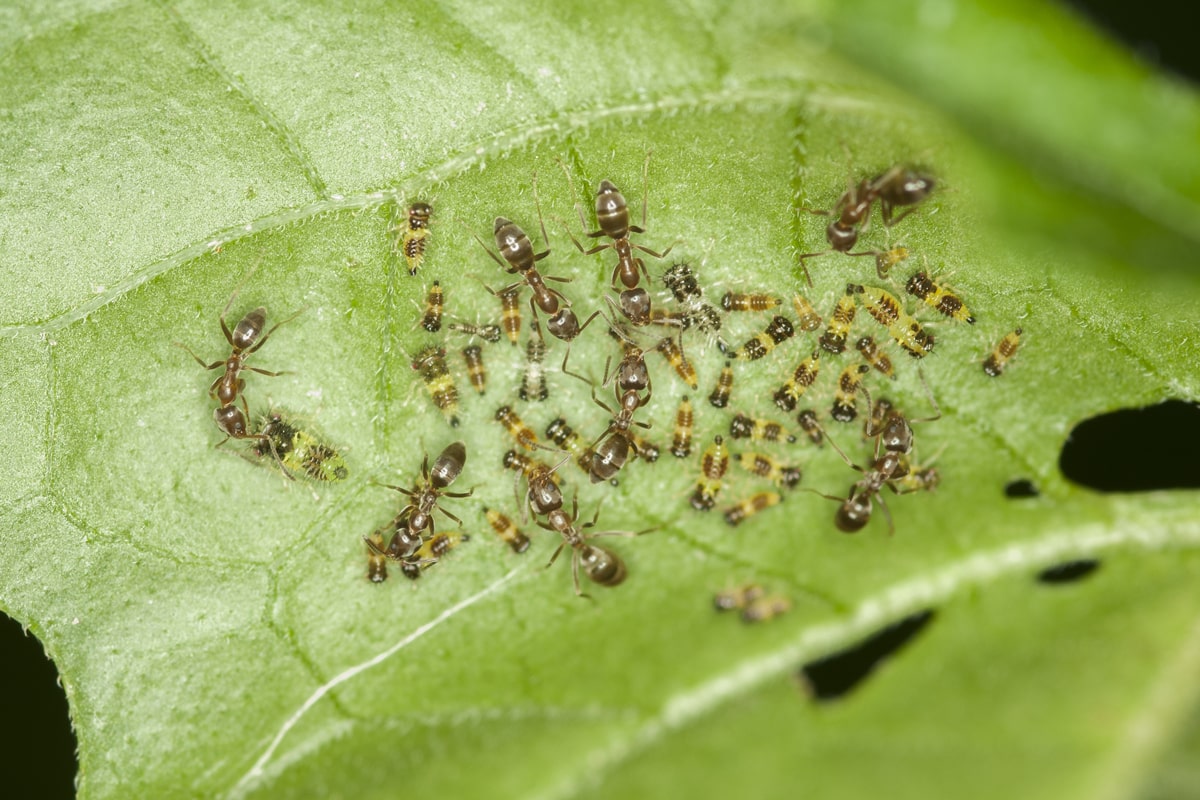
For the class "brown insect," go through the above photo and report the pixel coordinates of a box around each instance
[462,345,487,395]
[983,328,1023,377]
[540,495,648,596]
[484,506,531,554]
[390,200,432,276]
[561,153,672,291]
[690,435,730,511]
[773,349,821,412]
[720,316,794,361]
[368,441,473,560]
[723,492,782,527]
[419,281,444,333]
[176,283,300,457]
[412,346,459,427]
[671,396,695,459]
[709,361,734,409]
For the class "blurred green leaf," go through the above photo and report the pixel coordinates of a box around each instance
[1,2,1198,799]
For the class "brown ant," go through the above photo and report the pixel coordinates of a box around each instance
[560,152,673,291]
[585,367,654,484]
[808,375,941,534]
[541,494,649,597]
[368,441,473,559]
[798,164,935,280]
[176,282,301,459]
[474,176,594,343]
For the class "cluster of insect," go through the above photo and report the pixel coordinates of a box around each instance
[182,154,1023,608]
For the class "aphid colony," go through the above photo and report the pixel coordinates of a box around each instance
[181,155,1022,605]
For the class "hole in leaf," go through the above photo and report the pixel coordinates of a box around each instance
[1037,559,1101,585]
[1004,478,1039,498]
[1066,0,1200,83]
[1059,400,1200,492]
[798,610,935,702]
[0,612,77,799]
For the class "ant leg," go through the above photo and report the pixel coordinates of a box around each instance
[377,483,418,500]
[556,157,597,244]
[815,424,867,477]
[174,343,225,370]
[910,365,942,424]
[544,541,566,569]
[472,231,514,272]
[436,506,464,526]
[877,495,896,536]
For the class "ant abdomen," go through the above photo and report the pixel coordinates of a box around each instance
[580,543,627,587]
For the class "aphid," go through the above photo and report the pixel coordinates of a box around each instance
[983,328,1023,377]
[502,449,562,488]
[856,335,896,380]
[713,583,765,612]
[540,495,644,596]
[389,200,432,276]
[723,492,782,527]
[365,530,389,583]
[663,262,702,304]
[400,531,470,580]
[412,345,459,427]
[655,336,698,389]
[791,293,823,332]
[830,364,871,423]
[851,284,935,358]
[891,461,941,493]
[628,432,661,463]
[865,397,895,439]
[819,288,857,355]
[906,271,975,323]
[462,345,487,395]
[671,396,694,458]
[874,245,910,279]
[773,349,821,412]
[661,262,722,334]
[419,281,444,333]
[447,321,503,343]
[797,409,824,446]
[736,452,802,489]
[495,405,539,451]
[690,435,730,511]
[720,315,794,361]
[176,285,299,450]
[708,361,734,408]
[547,416,603,479]
[250,410,349,482]
[375,441,472,555]
[498,286,522,346]
[729,413,796,444]
[647,307,692,329]
[519,328,550,402]
[484,506,531,554]
[741,594,792,623]
[562,154,671,290]
[720,292,781,313]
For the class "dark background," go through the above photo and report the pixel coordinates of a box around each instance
[2,2,1197,797]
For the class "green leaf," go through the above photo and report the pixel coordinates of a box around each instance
[1,2,1198,799]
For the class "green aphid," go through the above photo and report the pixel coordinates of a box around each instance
[251,410,349,482]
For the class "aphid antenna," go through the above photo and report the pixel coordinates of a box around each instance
[910,364,942,425]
